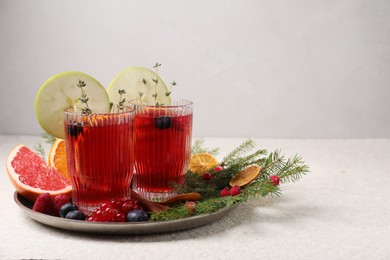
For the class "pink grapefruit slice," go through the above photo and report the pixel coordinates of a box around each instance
[6,144,72,201]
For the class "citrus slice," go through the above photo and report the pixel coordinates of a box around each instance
[188,153,219,174]
[6,144,72,201]
[48,138,68,180]
[107,67,171,108]
[229,165,261,187]
[35,71,111,139]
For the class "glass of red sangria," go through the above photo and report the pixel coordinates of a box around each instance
[64,107,135,215]
[131,99,193,201]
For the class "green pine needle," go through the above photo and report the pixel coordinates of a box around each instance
[33,143,46,160]
[191,138,219,156]
[152,139,310,221]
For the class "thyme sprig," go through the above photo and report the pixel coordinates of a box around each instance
[138,78,147,101]
[153,63,161,106]
[117,89,126,112]
[150,139,309,221]
[166,81,176,97]
[77,80,92,115]
[150,62,177,106]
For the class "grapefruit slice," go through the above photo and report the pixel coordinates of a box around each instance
[35,71,111,139]
[107,67,171,108]
[6,144,72,201]
[229,165,261,187]
[188,153,219,174]
[48,138,68,180]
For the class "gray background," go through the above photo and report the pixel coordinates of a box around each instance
[1,0,389,138]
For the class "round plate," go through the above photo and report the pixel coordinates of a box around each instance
[14,192,238,235]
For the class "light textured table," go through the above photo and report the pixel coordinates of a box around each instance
[1,135,389,260]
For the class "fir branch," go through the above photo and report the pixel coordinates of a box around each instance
[221,139,255,166]
[33,143,46,160]
[41,132,56,145]
[150,196,242,221]
[191,138,219,156]
[242,179,281,199]
[155,138,310,221]
[277,155,310,183]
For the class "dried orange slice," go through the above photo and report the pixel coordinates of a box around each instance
[188,153,219,174]
[48,138,69,180]
[229,165,261,187]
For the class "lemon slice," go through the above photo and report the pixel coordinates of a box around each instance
[188,153,219,174]
[35,71,110,139]
[107,67,171,108]
[229,165,261,187]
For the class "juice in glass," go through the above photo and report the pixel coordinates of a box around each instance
[131,99,193,201]
[64,107,135,215]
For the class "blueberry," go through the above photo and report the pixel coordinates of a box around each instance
[127,209,149,222]
[154,116,171,129]
[67,122,83,137]
[59,203,78,218]
[65,210,85,220]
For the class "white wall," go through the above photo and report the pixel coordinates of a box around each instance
[1,0,389,138]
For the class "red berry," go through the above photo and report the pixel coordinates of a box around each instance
[110,198,123,210]
[121,199,140,214]
[230,185,241,196]
[100,202,111,211]
[185,201,196,214]
[270,175,280,186]
[114,212,126,222]
[220,187,230,197]
[202,172,211,180]
[214,165,224,172]
[53,194,70,216]
[87,216,97,222]
[32,193,54,215]
[105,207,119,221]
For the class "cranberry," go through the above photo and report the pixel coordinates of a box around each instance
[220,187,230,197]
[185,201,196,214]
[202,172,211,180]
[121,199,141,214]
[114,212,126,222]
[214,165,224,172]
[270,175,280,186]
[99,202,111,211]
[110,198,123,210]
[230,185,241,196]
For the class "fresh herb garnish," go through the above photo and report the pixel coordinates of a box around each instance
[166,81,176,97]
[77,80,92,115]
[117,89,126,112]
[152,62,162,106]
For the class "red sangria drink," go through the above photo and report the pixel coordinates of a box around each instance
[131,99,193,201]
[64,107,135,215]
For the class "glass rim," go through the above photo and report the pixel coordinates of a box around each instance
[64,105,135,116]
[129,98,193,108]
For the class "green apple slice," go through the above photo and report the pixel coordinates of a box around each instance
[35,71,110,139]
[107,67,171,109]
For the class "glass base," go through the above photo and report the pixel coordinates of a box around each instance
[132,188,176,202]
